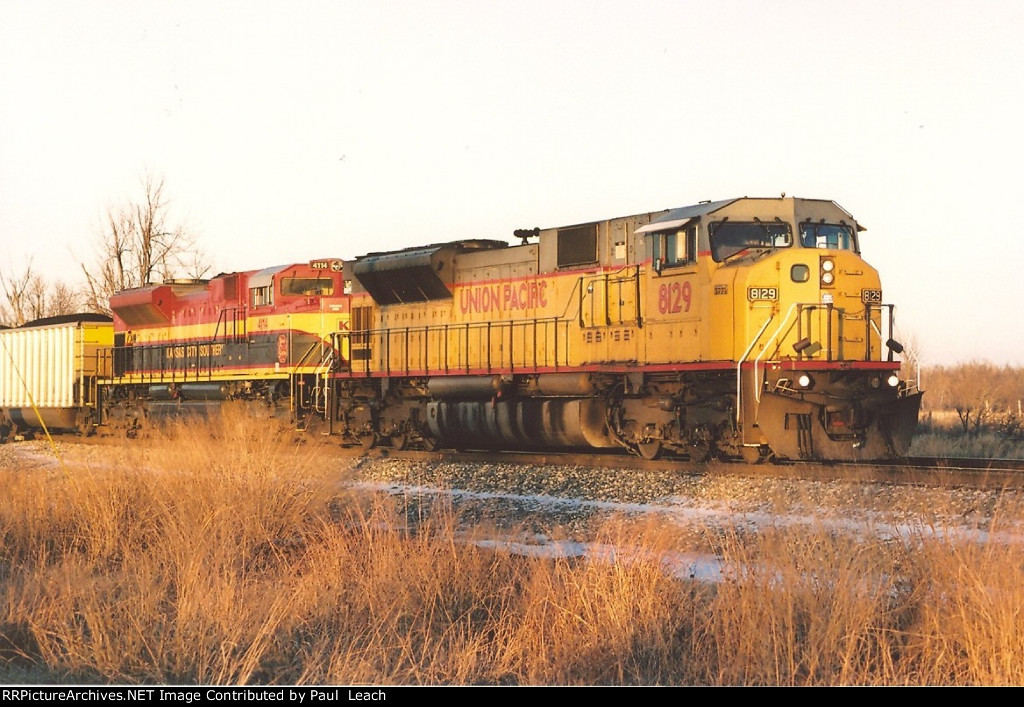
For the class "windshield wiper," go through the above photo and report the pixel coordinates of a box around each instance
[719,245,771,263]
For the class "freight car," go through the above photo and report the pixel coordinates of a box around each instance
[0,314,113,441]
[89,195,920,462]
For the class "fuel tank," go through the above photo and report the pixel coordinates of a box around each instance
[426,398,618,450]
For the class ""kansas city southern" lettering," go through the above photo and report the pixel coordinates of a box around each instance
[458,281,548,314]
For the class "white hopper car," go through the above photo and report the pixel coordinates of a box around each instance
[0,314,112,440]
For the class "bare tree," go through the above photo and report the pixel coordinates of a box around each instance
[893,327,924,390]
[47,282,82,317]
[81,172,208,314]
[0,259,38,326]
[26,275,49,321]
[944,361,1000,434]
[0,259,82,326]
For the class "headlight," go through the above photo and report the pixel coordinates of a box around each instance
[820,257,836,287]
[887,374,900,387]
[870,376,881,389]
[797,374,813,388]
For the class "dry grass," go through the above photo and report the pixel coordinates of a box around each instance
[910,430,1024,460]
[2,410,1024,685]
[911,410,1024,459]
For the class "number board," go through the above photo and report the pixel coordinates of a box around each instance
[310,259,343,272]
[657,281,692,314]
[747,287,777,301]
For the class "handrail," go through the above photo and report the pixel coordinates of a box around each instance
[332,316,569,375]
[735,310,780,428]
[212,306,247,342]
[752,303,802,404]
[737,301,897,438]
[312,350,333,413]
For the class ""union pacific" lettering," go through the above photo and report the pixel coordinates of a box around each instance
[459,281,548,314]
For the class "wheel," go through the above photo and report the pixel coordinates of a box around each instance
[637,440,662,460]
[740,446,767,464]
[689,443,711,462]
[77,413,95,437]
[298,415,326,436]
[390,433,409,450]
[359,433,377,450]
[421,436,439,452]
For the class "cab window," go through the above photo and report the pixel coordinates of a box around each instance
[709,221,792,262]
[799,223,858,252]
[250,285,273,308]
[649,225,697,268]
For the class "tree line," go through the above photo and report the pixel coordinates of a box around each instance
[920,362,1024,437]
[0,172,206,326]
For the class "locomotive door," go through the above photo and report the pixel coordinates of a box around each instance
[580,269,640,328]
[350,304,374,374]
[579,269,641,364]
[709,269,740,360]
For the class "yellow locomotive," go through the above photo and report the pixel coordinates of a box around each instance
[330,196,922,461]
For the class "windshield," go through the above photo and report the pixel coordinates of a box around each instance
[799,223,857,251]
[709,221,792,262]
[281,277,335,296]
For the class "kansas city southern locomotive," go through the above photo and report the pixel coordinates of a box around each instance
[0,197,922,461]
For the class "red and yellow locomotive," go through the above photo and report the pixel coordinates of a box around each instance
[100,260,347,434]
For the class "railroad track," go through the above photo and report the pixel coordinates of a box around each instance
[353,446,1024,490]
[14,431,1024,490]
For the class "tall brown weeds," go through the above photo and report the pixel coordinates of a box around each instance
[2,411,1024,685]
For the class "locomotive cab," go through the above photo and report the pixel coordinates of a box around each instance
[691,198,920,460]
[629,196,920,461]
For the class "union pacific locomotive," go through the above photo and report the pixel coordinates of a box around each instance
[80,195,922,462]
[0,197,918,459]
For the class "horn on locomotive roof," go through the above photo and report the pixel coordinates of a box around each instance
[514,227,540,245]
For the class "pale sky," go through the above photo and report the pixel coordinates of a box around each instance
[2,0,1023,366]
